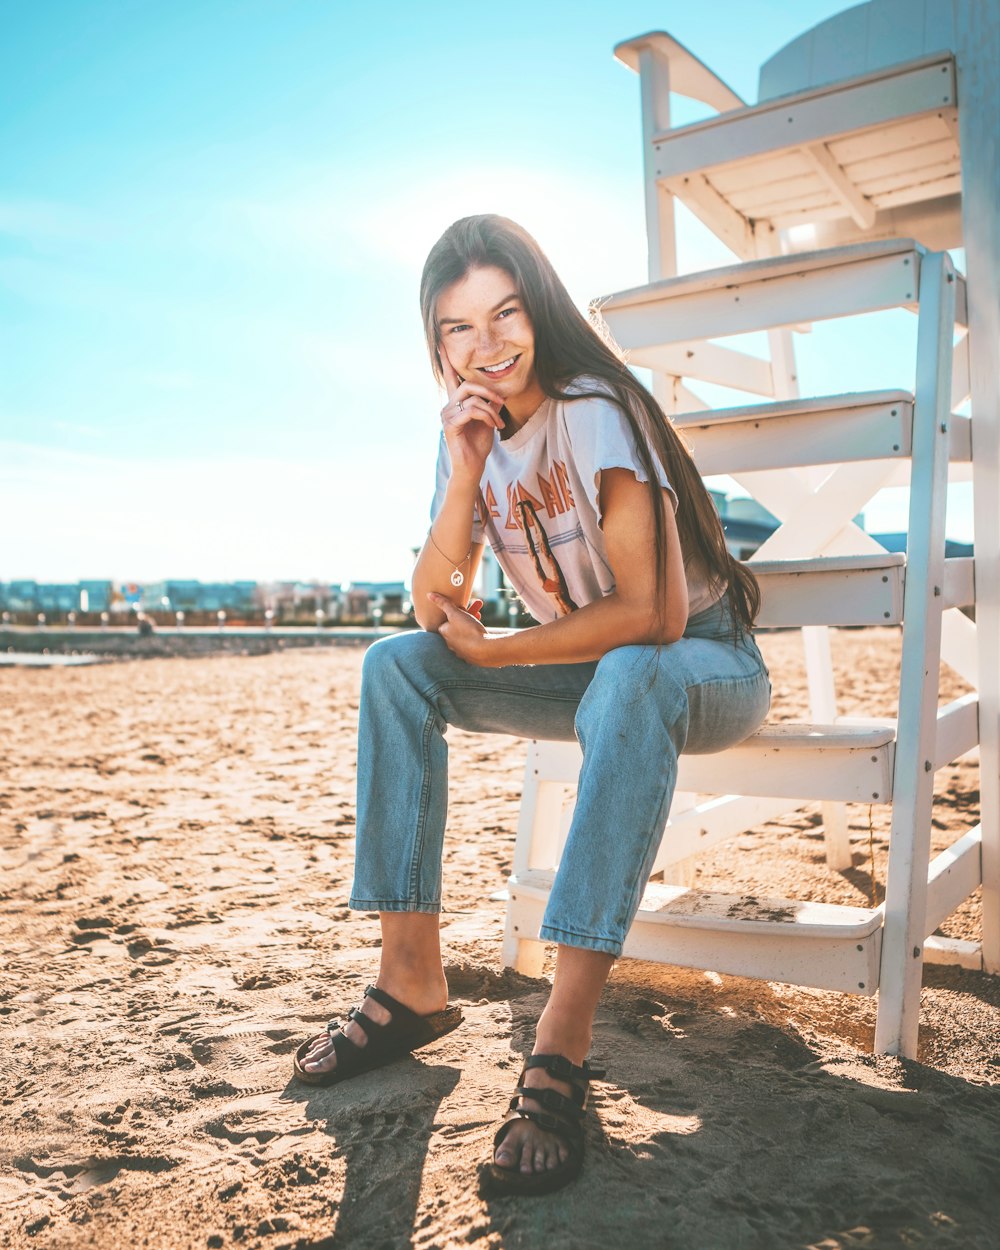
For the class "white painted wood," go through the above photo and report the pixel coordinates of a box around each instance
[924,826,983,934]
[875,250,955,1057]
[940,606,979,686]
[650,794,802,872]
[754,554,905,627]
[653,59,954,181]
[509,871,883,993]
[922,935,983,969]
[942,557,975,611]
[614,31,745,111]
[663,172,756,257]
[677,393,913,476]
[602,247,920,350]
[627,340,775,396]
[956,0,1000,976]
[802,141,877,229]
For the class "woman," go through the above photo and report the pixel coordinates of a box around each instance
[293,215,771,1196]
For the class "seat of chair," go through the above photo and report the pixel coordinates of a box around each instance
[632,50,960,256]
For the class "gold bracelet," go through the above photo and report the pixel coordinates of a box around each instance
[427,527,472,588]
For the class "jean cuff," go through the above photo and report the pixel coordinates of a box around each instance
[537,923,623,957]
[348,898,441,913]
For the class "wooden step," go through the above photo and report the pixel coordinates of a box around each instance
[598,239,966,347]
[508,869,882,993]
[527,724,894,803]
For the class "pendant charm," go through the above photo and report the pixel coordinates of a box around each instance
[450,569,465,587]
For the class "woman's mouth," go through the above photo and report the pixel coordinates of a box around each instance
[479,354,520,379]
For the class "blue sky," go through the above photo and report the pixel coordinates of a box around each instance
[1,0,970,583]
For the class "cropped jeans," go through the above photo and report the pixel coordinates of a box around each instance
[350,598,771,957]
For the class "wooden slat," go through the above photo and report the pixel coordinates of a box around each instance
[924,826,983,934]
[508,872,883,993]
[650,793,800,872]
[675,392,913,475]
[829,113,956,164]
[845,138,958,184]
[711,150,811,194]
[601,244,921,348]
[753,553,906,627]
[871,173,963,211]
[626,340,775,396]
[652,59,955,181]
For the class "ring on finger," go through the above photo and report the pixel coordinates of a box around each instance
[457,398,464,412]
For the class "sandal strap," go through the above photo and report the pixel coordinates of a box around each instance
[329,1028,364,1065]
[363,983,421,1029]
[346,1006,384,1039]
[511,1085,585,1120]
[523,1054,606,1086]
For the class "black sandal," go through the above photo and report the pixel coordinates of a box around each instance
[292,984,463,1087]
[482,1053,606,1197]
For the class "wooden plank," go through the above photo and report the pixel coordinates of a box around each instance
[871,173,963,211]
[845,138,958,184]
[727,177,830,214]
[650,793,801,871]
[754,556,905,627]
[828,113,955,163]
[528,722,895,803]
[922,936,983,969]
[957,0,1000,975]
[875,250,955,1057]
[924,826,983,934]
[863,158,962,197]
[664,173,755,257]
[943,557,975,610]
[602,250,920,349]
[652,60,955,181]
[803,142,876,230]
[506,873,883,993]
[627,340,775,396]
[680,396,912,475]
[712,151,810,194]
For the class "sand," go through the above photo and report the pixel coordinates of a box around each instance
[2,631,999,1250]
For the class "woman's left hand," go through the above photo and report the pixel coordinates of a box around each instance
[428,593,497,666]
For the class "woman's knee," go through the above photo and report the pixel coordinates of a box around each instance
[575,645,688,735]
[361,629,449,688]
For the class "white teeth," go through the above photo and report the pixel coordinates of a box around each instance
[482,357,517,373]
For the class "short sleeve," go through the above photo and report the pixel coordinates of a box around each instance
[429,433,486,543]
[559,387,677,524]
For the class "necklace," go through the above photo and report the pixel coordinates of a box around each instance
[427,527,472,587]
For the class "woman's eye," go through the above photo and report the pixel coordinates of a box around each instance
[448,324,471,334]
[498,307,518,319]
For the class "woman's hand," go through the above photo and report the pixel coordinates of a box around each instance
[428,593,497,666]
[439,350,505,485]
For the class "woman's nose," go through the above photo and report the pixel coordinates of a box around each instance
[477,326,501,352]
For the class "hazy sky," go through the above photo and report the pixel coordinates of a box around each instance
[1,0,970,583]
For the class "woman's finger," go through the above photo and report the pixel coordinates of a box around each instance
[444,395,503,430]
[439,347,462,399]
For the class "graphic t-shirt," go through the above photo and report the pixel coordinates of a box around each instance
[431,378,722,624]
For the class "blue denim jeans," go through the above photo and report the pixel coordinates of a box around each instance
[350,598,771,956]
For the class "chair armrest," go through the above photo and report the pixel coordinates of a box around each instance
[614,31,745,112]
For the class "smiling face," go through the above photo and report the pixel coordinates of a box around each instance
[436,265,546,423]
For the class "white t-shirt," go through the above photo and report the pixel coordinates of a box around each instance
[431,378,721,624]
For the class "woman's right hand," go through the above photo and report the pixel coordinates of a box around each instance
[439,349,505,484]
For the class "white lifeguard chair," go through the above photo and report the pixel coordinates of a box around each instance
[501,0,999,1059]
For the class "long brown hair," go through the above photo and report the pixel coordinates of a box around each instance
[419,214,760,632]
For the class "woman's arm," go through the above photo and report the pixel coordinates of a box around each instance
[413,352,503,632]
[432,468,689,664]
[411,480,486,630]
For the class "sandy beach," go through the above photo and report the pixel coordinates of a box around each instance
[2,631,998,1250]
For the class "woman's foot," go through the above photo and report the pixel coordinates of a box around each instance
[493,1008,594,1177]
[298,975,449,1077]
